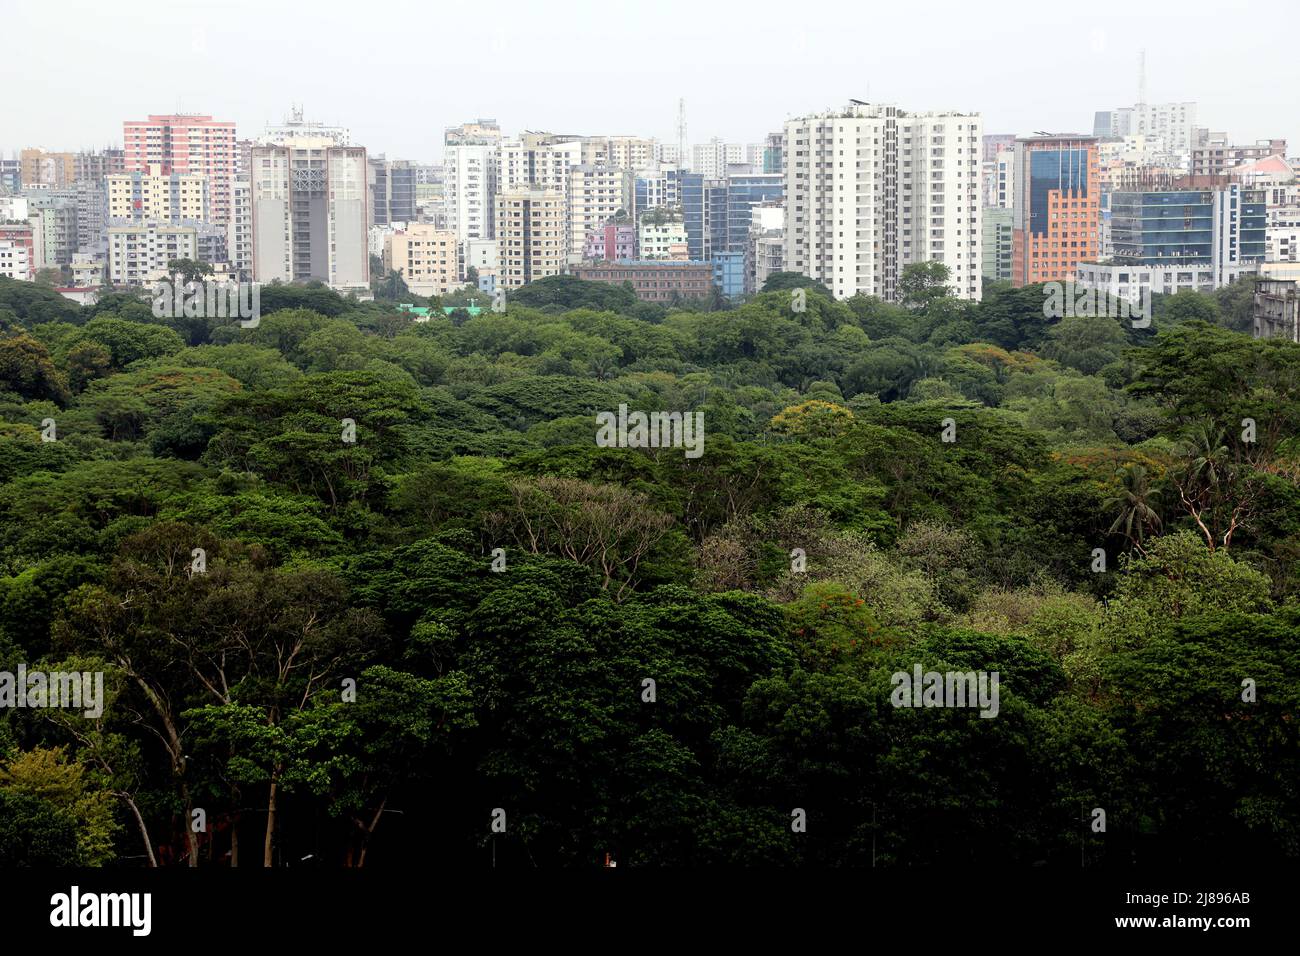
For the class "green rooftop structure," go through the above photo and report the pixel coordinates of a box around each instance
[397,301,483,318]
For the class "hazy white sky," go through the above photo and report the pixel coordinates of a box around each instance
[5,0,1298,162]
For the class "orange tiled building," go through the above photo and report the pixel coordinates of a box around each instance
[1011,136,1099,286]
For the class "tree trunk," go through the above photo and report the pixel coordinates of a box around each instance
[356,796,388,869]
[121,794,157,867]
[181,781,200,867]
[263,772,279,867]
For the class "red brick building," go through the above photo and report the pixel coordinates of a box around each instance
[573,261,714,302]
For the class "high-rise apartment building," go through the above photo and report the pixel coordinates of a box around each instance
[0,157,23,194]
[763,132,784,174]
[106,222,197,285]
[444,144,500,243]
[74,180,108,253]
[249,140,369,291]
[982,136,1016,208]
[1010,135,1099,286]
[20,149,76,187]
[495,187,566,289]
[228,176,252,280]
[654,143,682,168]
[784,103,984,301]
[123,114,237,224]
[261,108,350,147]
[635,168,680,213]
[692,139,756,178]
[26,191,79,266]
[1094,102,1198,160]
[500,139,584,194]
[1191,136,1288,178]
[0,223,37,281]
[568,164,632,264]
[749,202,785,292]
[107,164,210,222]
[581,137,656,170]
[73,149,126,184]
[383,224,459,296]
[982,207,1013,283]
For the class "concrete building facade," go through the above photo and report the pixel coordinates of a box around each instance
[123,114,237,224]
[249,140,370,291]
[444,144,499,244]
[572,260,714,302]
[383,224,459,296]
[784,103,984,301]
[107,163,209,222]
[107,222,197,285]
[495,187,566,289]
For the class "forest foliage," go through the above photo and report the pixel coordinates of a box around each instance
[0,269,1296,867]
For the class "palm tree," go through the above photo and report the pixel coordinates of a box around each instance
[1103,463,1162,555]
[1174,422,1254,551]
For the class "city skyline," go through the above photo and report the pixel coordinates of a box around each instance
[5,0,1298,162]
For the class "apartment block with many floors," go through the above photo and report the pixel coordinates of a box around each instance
[495,187,566,289]
[639,210,689,260]
[26,191,79,266]
[20,149,75,187]
[444,144,499,244]
[123,114,237,225]
[784,103,983,301]
[568,164,633,264]
[227,177,252,280]
[107,163,209,222]
[0,223,37,280]
[107,222,197,286]
[74,148,126,184]
[1191,135,1287,178]
[249,140,369,291]
[580,137,656,170]
[74,180,108,253]
[383,223,459,296]
[583,220,636,261]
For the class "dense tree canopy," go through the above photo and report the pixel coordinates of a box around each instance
[0,271,1295,868]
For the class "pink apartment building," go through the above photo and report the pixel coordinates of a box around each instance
[123,114,236,225]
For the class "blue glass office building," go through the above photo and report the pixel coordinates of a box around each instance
[1111,186,1266,264]
[724,173,783,252]
[680,173,727,260]
[711,250,745,299]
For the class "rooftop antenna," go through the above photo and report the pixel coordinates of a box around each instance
[1138,50,1147,108]
[676,98,687,171]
